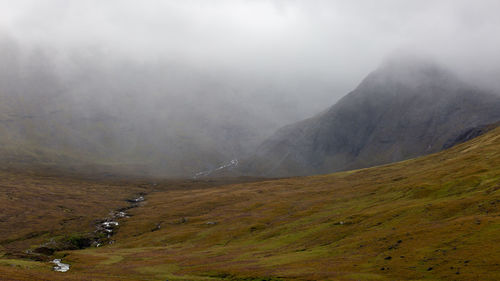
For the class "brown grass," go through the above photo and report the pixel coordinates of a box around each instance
[1,127,500,280]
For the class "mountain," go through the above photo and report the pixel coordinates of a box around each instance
[241,55,500,177]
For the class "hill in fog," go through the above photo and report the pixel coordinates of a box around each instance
[2,43,500,178]
[2,0,500,178]
[0,36,326,177]
[240,54,500,177]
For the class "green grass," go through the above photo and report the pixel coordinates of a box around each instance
[1,127,500,280]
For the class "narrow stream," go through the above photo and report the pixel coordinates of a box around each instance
[93,194,145,245]
[50,194,146,272]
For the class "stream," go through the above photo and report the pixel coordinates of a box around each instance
[49,194,146,272]
[51,259,70,272]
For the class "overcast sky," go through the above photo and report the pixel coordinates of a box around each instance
[1,0,500,115]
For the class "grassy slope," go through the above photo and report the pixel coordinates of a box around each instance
[1,127,499,280]
[0,172,147,254]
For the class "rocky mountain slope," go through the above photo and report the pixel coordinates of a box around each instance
[241,56,500,177]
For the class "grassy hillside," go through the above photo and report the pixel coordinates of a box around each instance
[1,126,499,280]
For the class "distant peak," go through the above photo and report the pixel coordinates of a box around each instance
[358,51,457,90]
[378,51,444,74]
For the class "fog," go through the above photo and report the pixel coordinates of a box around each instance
[0,0,499,176]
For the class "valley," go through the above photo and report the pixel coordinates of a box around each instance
[1,125,499,280]
[2,2,500,280]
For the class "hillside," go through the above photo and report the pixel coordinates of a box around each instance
[240,56,500,177]
[1,125,499,280]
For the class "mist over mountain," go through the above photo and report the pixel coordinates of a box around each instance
[240,54,500,177]
[2,39,500,177]
[2,1,500,177]
[0,36,326,176]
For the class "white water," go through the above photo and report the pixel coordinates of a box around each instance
[102,221,119,228]
[51,259,70,272]
[194,159,239,178]
[132,196,144,202]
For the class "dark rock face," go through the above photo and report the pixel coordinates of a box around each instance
[443,122,500,149]
[242,56,500,177]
